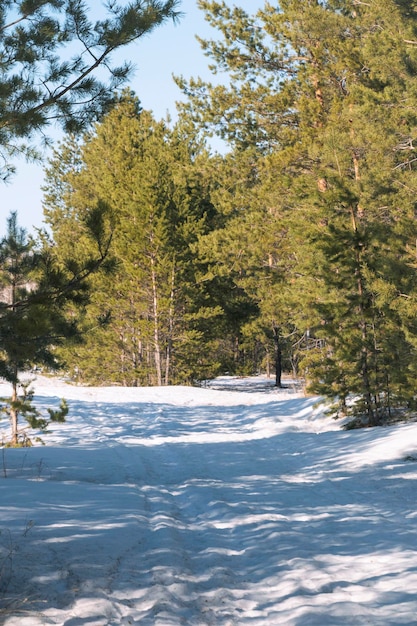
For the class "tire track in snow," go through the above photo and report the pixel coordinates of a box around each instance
[78,400,288,625]
[55,412,222,625]
[110,429,245,626]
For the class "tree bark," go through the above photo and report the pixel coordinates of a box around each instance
[273,326,282,388]
[150,254,162,386]
[10,379,18,446]
[165,260,176,386]
[351,205,376,425]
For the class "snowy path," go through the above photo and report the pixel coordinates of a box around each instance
[1,376,417,624]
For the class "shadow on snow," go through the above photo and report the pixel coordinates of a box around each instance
[1,394,417,624]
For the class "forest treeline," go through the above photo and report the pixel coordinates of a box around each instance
[5,0,417,427]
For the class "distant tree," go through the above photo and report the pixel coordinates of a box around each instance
[0,0,181,179]
[43,94,220,385]
[0,209,112,445]
[194,149,290,384]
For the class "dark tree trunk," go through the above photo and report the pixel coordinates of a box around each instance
[273,326,282,388]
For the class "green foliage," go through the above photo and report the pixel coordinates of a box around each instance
[0,381,69,447]
[43,93,224,385]
[36,0,417,419]
[176,0,417,418]
[0,208,111,443]
[0,0,181,179]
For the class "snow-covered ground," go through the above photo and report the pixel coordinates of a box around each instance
[1,374,417,625]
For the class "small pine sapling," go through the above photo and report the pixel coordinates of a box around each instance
[0,381,69,447]
[0,208,111,445]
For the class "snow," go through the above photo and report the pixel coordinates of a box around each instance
[1,374,417,625]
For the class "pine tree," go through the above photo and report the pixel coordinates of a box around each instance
[0,0,181,179]
[195,148,296,385]
[284,0,417,422]
[43,94,219,385]
[179,0,417,421]
[0,209,111,445]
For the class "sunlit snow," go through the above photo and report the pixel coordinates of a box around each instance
[1,374,417,625]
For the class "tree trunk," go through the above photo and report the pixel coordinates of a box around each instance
[349,120,378,424]
[265,349,271,379]
[10,379,18,446]
[165,260,176,386]
[150,256,162,386]
[10,282,19,444]
[351,206,376,425]
[273,326,282,388]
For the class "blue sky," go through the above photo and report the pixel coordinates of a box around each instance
[1,0,263,237]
